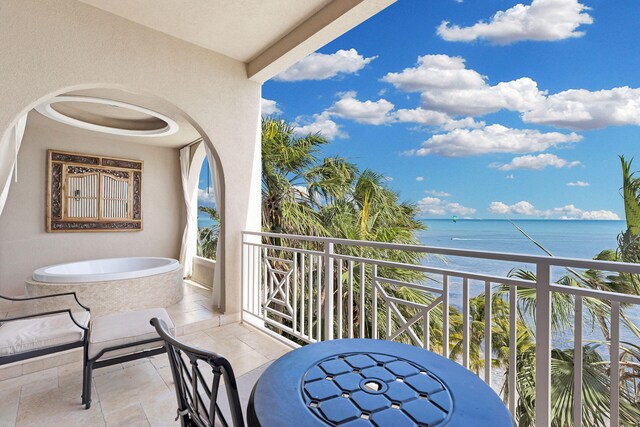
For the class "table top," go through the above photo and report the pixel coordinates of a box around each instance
[248,339,514,427]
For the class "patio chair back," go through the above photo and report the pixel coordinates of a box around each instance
[150,318,245,427]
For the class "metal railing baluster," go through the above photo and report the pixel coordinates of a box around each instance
[610,301,620,427]
[574,295,583,427]
[484,281,492,386]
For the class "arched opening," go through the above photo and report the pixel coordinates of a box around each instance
[0,85,226,310]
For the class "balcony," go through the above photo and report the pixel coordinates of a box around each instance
[241,231,640,426]
[1,233,638,426]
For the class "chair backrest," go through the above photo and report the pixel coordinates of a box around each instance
[150,318,245,427]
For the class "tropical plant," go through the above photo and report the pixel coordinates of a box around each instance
[197,206,219,259]
[261,117,436,341]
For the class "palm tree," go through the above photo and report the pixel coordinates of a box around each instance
[197,206,219,259]
[260,117,435,343]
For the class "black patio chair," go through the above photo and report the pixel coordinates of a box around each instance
[150,317,245,427]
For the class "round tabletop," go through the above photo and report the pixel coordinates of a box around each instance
[248,339,514,427]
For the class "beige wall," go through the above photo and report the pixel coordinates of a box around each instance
[0,0,263,312]
[0,113,184,295]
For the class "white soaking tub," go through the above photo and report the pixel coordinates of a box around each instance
[26,257,183,316]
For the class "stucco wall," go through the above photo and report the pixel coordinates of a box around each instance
[0,113,184,295]
[0,0,263,312]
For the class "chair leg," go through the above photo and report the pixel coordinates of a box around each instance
[81,342,89,405]
[84,360,93,409]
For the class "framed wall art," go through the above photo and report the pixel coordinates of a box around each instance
[46,150,143,232]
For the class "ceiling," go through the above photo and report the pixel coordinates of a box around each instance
[75,0,333,63]
[32,88,202,148]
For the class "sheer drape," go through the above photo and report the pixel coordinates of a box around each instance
[0,115,28,216]
[178,145,198,277]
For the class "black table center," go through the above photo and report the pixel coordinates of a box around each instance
[301,352,453,427]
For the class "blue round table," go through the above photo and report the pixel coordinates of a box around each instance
[247,339,514,427]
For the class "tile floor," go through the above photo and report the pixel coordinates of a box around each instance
[0,283,292,426]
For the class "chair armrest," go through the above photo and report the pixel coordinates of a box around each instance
[2,308,90,332]
[0,292,90,312]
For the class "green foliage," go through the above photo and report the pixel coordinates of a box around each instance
[197,206,219,259]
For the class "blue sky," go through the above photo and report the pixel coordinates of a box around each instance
[223,0,640,220]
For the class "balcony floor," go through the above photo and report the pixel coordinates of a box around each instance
[0,300,292,426]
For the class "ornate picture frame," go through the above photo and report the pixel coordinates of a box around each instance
[46,150,143,232]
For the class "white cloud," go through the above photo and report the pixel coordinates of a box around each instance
[418,197,476,216]
[328,91,395,125]
[551,205,620,220]
[293,112,346,140]
[420,77,544,117]
[488,201,539,216]
[383,54,486,93]
[382,54,545,117]
[437,0,593,45]
[567,180,590,187]
[416,176,425,182]
[274,49,376,82]
[411,124,581,157]
[522,87,640,130]
[394,107,484,130]
[382,52,640,134]
[490,153,581,170]
[425,190,452,197]
[198,188,217,206]
[261,98,281,116]
[506,174,515,179]
[488,200,620,220]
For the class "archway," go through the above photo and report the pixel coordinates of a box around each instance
[0,84,227,309]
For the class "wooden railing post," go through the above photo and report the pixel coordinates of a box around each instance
[535,261,552,427]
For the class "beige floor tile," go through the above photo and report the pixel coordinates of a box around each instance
[229,349,270,377]
[94,362,169,416]
[58,361,84,389]
[181,317,220,335]
[16,382,105,427]
[0,388,21,427]
[1,367,58,393]
[166,299,211,315]
[141,388,180,427]
[149,353,170,370]
[104,403,150,427]
[237,331,293,360]
[167,308,217,327]
[121,357,151,369]
[156,365,174,388]
[21,374,58,398]
[207,323,254,340]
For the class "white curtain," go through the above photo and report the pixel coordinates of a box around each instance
[0,115,28,217]
[178,145,198,277]
[203,143,222,308]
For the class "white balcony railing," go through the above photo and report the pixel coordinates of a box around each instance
[241,231,640,427]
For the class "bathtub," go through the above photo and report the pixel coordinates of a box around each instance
[26,257,184,316]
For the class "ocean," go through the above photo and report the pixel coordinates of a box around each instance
[419,218,625,277]
[421,219,638,347]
